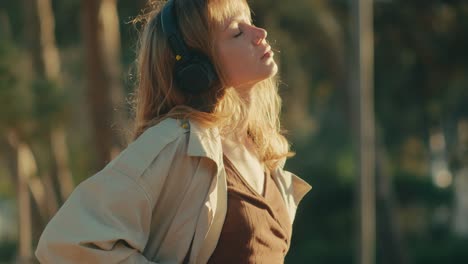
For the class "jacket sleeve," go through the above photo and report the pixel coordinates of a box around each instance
[34,131,190,264]
[35,167,158,263]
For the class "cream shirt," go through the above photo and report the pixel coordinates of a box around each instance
[221,135,266,196]
[35,118,312,264]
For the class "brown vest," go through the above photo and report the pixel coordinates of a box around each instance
[207,155,292,263]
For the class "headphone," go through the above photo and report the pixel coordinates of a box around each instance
[160,0,218,94]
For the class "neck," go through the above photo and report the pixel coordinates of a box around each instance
[222,82,257,144]
[223,130,258,158]
[235,82,255,106]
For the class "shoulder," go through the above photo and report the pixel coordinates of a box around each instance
[104,118,220,203]
[99,118,198,202]
[107,118,188,175]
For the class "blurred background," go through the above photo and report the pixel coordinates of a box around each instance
[1,0,467,263]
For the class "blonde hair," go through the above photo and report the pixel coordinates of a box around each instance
[130,0,294,171]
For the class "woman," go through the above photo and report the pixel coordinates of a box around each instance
[35,0,312,263]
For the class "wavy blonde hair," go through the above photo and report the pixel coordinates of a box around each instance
[130,0,294,171]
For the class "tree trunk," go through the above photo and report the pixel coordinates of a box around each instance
[100,0,129,151]
[7,133,35,263]
[22,0,75,206]
[350,1,376,264]
[453,119,468,236]
[21,0,74,261]
[81,0,126,170]
[4,133,51,253]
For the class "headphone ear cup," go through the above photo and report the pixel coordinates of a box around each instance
[174,53,218,93]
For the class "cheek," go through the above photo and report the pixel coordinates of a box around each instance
[219,46,256,85]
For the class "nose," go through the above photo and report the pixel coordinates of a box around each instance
[252,26,267,45]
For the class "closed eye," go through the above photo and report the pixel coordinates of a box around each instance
[234,31,243,38]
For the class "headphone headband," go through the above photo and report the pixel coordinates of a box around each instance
[160,0,190,63]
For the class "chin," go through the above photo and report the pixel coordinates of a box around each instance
[270,63,279,76]
[256,65,279,83]
[262,63,278,80]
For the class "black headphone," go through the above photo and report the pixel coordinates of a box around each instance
[160,0,218,94]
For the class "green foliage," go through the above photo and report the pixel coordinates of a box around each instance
[0,240,16,263]
[410,236,468,264]
[0,30,67,142]
[30,78,67,131]
[0,36,26,131]
[394,171,452,205]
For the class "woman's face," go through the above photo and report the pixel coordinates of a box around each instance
[214,7,278,90]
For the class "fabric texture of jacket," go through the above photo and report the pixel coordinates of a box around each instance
[35,118,312,263]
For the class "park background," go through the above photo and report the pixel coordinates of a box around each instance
[1,0,468,263]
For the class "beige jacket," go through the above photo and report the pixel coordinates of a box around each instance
[35,118,312,264]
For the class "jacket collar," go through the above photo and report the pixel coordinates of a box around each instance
[184,118,223,168]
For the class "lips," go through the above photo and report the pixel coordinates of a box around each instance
[261,46,272,59]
